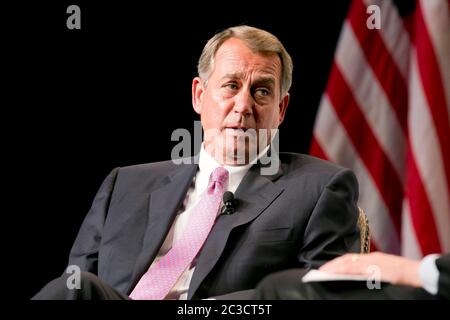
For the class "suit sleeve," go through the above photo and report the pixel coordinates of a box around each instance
[67,168,119,274]
[299,168,361,269]
[436,253,450,299]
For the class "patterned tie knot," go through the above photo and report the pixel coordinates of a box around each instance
[208,167,229,193]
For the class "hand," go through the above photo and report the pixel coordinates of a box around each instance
[319,252,422,288]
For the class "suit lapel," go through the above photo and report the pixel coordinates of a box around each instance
[127,162,198,293]
[188,164,285,299]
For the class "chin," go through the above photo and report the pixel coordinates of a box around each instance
[227,145,260,166]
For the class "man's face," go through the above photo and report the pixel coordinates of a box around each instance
[192,38,289,165]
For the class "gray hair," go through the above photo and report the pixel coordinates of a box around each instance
[197,25,293,97]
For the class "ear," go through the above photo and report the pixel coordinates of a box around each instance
[192,77,205,115]
[277,93,290,125]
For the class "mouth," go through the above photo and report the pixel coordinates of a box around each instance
[224,126,249,133]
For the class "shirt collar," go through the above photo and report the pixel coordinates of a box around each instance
[197,143,270,193]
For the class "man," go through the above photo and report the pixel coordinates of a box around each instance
[33,25,360,300]
[253,252,450,299]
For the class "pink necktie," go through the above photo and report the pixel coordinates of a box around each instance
[129,166,229,300]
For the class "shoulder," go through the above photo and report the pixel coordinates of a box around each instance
[278,152,357,189]
[119,159,182,175]
[106,158,196,190]
[279,152,350,175]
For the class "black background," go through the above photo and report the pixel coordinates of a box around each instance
[6,0,351,299]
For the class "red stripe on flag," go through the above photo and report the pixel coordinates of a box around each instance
[309,136,329,161]
[327,64,403,233]
[369,239,378,253]
[406,144,442,254]
[349,0,408,134]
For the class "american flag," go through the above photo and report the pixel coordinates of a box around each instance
[310,0,450,258]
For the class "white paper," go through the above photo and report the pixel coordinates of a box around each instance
[302,270,370,283]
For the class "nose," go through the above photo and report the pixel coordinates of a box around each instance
[232,89,254,117]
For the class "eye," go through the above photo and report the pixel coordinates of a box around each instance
[224,82,239,90]
[255,87,270,97]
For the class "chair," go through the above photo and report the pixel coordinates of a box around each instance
[357,206,370,253]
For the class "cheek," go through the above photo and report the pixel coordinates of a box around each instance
[202,107,223,127]
[255,109,280,128]
[201,105,228,137]
[204,99,230,123]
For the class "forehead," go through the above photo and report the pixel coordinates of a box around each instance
[212,38,282,80]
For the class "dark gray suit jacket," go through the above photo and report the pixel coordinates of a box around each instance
[436,254,450,299]
[68,153,360,299]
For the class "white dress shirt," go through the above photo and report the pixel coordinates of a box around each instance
[419,254,441,295]
[145,144,268,299]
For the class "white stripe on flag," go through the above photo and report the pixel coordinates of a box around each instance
[401,200,423,259]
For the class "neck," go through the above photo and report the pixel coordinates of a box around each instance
[203,143,269,167]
